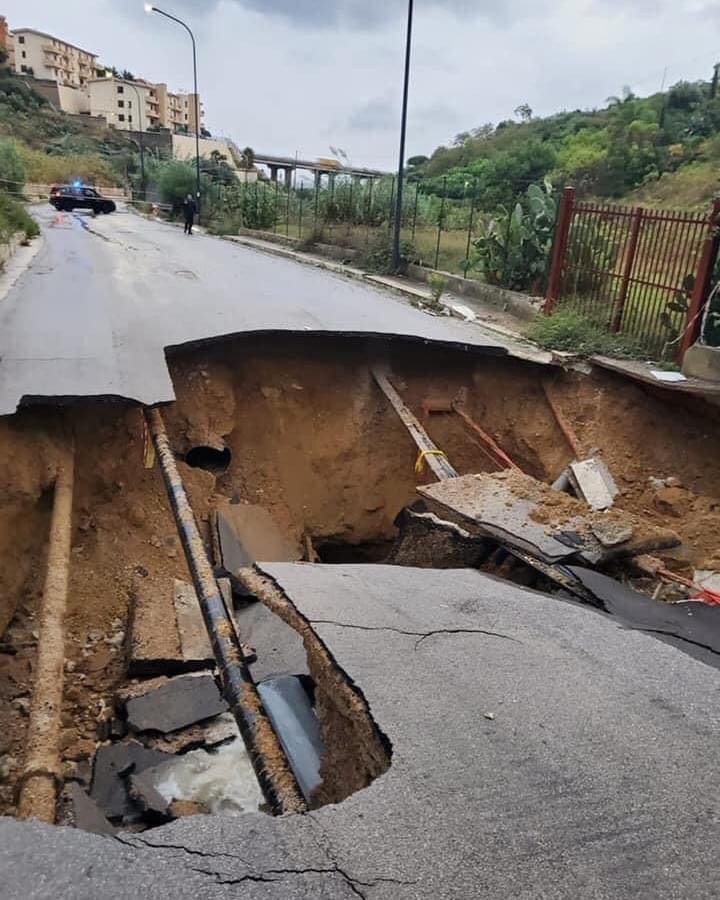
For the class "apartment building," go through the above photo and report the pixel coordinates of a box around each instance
[5,23,205,134]
[87,75,204,133]
[10,28,95,88]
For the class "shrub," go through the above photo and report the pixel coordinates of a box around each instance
[156,160,196,209]
[16,143,120,187]
[526,308,646,358]
[0,191,39,240]
[427,272,447,306]
[0,138,25,195]
[361,232,417,274]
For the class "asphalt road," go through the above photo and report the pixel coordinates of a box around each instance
[0,205,508,415]
[1,563,718,898]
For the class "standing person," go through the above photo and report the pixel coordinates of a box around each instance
[182,193,197,234]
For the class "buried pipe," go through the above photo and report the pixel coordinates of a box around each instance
[143,406,306,814]
[17,440,75,823]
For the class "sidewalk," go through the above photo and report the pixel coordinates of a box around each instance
[223,233,553,366]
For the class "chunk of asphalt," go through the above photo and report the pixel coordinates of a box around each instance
[127,771,172,823]
[124,673,228,734]
[256,675,324,803]
[89,740,174,820]
[568,565,720,667]
[66,782,118,836]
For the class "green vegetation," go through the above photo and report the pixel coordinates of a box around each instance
[526,308,647,358]
[473,181,556,291]
[427,271,446,305]
[413,77,720,209]
[0,192,39,240]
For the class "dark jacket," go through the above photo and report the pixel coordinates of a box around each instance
[182,198,197,220]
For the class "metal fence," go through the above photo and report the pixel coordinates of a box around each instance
[212,175,486,278]
[545,187,720,360]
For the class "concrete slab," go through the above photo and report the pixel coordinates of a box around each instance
[3,563,719,897]
[127,575,183,678]
[172,579,214,668]
[0,207,514,414]
[124,674,228,734]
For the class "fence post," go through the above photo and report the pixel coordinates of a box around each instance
[611,206,643,332]
[388,176,396,231]
[464,179,477,276]
[412,185,419,242]
[313,179,319,233]
[543,186,576,314]
[298,185,304,240]
[680,198,720,358]
[285,181,291,237]
[435,176,447,270]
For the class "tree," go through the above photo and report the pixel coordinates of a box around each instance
[240,146,255,170]
[157,160,196,208]
[514,103,533,122]
[121,70,135,81]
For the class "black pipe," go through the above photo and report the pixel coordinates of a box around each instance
[144,406,305,814]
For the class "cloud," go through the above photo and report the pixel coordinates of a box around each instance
[347,98,397,131]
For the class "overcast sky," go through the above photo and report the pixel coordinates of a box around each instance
[5,0,720,170]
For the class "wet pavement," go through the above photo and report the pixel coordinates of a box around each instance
[2,563,718,897]
[0,206,513,415]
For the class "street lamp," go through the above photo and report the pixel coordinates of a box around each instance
[391,0,414,274]
[144,3,202,219]
[126,82,146,200]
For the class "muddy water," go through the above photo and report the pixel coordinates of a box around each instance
[1,333,720,819]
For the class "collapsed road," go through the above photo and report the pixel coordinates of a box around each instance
[0,206,719,897]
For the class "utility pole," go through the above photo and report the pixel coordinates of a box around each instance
[391,0,414,273]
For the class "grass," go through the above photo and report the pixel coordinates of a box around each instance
[255,219,481,277]
[0,191,39,241]
[526,308,648,359]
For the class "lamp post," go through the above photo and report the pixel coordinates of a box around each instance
[391,0,414,273]
[126,82,146,200]
[144,3,201,219]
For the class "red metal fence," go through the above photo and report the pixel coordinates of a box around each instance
[544,187,720,360]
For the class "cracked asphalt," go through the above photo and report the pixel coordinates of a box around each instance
[2,563,719,897]
[0,205,510,414]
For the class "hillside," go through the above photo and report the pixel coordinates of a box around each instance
[412,78,720,212]
[0,50,135,189]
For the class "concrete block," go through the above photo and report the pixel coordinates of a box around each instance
[682,343,720,382]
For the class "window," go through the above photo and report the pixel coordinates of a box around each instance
[20,64,27,73]
[117,85,124,94]
[118,114,125,122]
[127,100,132,108]
[128,115,133,123]
[18,35,25,44]
[118,100,124,108]
[21,51,26,58]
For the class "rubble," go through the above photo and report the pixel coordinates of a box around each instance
[568,457,619,511]
[124,674,228,734]
[89,740,173,821]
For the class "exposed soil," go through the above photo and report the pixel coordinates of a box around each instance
[1,332,720,819]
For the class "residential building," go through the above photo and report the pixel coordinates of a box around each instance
[4,22,205,133]
[87,76,157,131]
[10,28,96,87]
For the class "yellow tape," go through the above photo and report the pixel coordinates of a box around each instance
[414,448,447,474]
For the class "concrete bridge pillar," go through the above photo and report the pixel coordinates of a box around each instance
[314,170,322,189]
[269,165,279,182]
[283,167,293,189]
